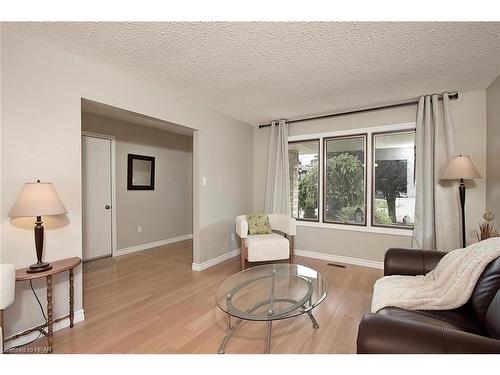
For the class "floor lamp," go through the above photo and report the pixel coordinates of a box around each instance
[441,155,482,248]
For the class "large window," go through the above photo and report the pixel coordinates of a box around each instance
[324,135,366,225]
[372,131,416,228]
[288,124,415,232]
[288,139,319,221]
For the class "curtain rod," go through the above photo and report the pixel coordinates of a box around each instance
[258,92,459,128]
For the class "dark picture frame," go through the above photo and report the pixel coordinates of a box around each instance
[127,154,155,190]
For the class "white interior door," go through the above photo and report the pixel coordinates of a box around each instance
[82,135,113,261]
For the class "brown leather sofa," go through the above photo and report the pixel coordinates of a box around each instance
[357,248,500,353]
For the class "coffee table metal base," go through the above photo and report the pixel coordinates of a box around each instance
[217,307,319,354]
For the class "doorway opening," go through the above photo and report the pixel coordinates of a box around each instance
[80,98,195,275]
[82,131,116,262]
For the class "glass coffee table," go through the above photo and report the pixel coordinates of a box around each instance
[215,263,328,354]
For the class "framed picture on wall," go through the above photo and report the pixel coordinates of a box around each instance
[127,154,155,190]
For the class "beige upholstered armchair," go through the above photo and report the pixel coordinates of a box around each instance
[236,214,296,270]
[1,264,15,353]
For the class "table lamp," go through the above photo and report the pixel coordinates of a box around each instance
[441,155,482,248]
[8,180,67,273]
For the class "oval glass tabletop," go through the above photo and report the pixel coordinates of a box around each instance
[216,263,328,321]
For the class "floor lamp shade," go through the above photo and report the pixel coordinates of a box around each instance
[441,155,481,248]
[8,181,67,272]
[441,155,482,180]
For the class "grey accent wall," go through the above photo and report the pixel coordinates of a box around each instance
[487,74,500,221]
[82,112,192,250]
[254,91,487,261]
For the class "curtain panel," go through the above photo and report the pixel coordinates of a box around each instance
[412,93,461,251]
[264,119,291,216]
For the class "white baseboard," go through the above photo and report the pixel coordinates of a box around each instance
[191,247,382,272]
[295,249,383,269]
[192,248,241,271]
[114,234,193,257]
[4,309,85,351]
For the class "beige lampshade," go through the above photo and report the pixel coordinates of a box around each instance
[8,181,67,218]
[441,155,482,180]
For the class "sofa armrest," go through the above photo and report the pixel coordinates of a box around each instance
[0,264,15,310]
[268,214,296,236]
[384,248,447,276]
[1,263,15,354]
[357,313,500,354]
[235,215,248,239]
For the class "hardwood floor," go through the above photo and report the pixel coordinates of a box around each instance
[31,240,382,354]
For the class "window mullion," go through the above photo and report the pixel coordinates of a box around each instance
[366,132,373,228]
[319,137,323,223]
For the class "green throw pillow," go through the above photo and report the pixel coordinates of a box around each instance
[247,213,272,235]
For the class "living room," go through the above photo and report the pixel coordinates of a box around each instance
[1,1,500,373]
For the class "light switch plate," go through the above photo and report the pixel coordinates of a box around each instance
[202,177,207,186]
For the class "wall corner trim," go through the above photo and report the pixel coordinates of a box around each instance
[192,248,241,271]
[113,234,193,257]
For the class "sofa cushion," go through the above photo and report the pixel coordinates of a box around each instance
[246,233,289,262]
[247,213,272,235]
[378,304,484,335]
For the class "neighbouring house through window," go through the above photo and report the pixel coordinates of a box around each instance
[373,131,416,228]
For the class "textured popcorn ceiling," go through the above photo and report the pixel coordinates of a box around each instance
[6,22,500,125]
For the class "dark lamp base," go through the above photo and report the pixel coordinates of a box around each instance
[27,262,52,273]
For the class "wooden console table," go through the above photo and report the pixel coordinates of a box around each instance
[6,257,82,353]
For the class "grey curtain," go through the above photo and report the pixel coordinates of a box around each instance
[412,93,461,251]
[264,119,291,215]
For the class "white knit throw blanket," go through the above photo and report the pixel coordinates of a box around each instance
[371,237,500,313]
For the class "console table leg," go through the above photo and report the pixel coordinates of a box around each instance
[0,309,5,354]
[266,321,273,354]
[46,275,53,353]
[69,269,74,328]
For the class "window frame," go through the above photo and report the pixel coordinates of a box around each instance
[371,129,416,230]
[287,122,416,237]
[322,133,368,226]
[288,138,321,223]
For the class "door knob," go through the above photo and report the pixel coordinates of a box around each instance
[105,205,111,209]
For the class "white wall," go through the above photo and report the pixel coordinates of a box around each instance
[0,29,253,338]
[82,112,193,250]
[486,74,500,219]
[254,90,487,261]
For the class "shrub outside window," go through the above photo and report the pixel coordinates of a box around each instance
[323,135,366,225]
[288,139,320,221]
[288,125,415,232]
